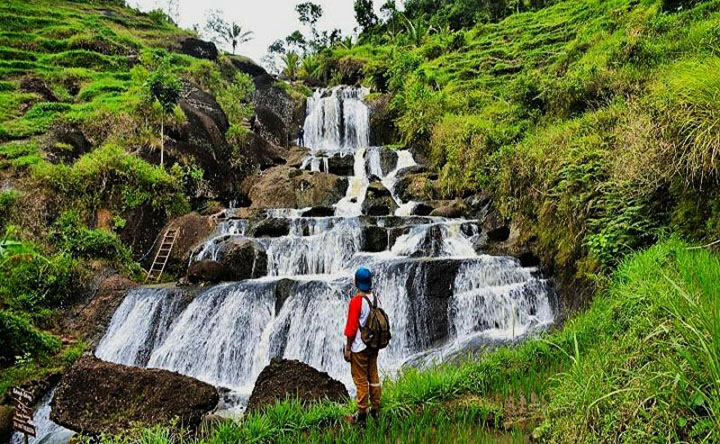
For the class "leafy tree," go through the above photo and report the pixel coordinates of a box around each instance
[282,52,301,81]
[295,2,323,28]
[145,62,182,167]
[286,30,307,53]
[204,10,253,54]
[268,39,287,55]
[354,0,379,31]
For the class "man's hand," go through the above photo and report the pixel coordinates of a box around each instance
[344,347,351,363]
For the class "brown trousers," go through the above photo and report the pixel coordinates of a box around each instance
[350,348,381,412]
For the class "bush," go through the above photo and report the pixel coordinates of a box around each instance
[0,310,61,366]
[52,210,134,265]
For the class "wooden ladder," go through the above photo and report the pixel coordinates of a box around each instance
[145,227,179,283]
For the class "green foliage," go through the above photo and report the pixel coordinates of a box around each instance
[32,144,189,215]
[145,61,182,113]
[52,210,134,265]
[215,72,255,127]
[0,310,61,366]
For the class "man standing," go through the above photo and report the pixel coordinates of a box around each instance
[297,126,305,147]
[344,267,382,425]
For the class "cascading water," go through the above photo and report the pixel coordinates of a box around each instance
[16,84,556,440]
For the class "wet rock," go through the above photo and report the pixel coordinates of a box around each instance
[487,226,511,242]
[179,38,218,60]
[367,94,398,147]
[362,182,398,216]
[246,359,348,414]
[51,358,218,435]
[518,251,540,268]
[286,147,310,168]
[149,213,217,276]
[411,202,435,216]
[388,226,411,248]
[302,206,335,217]
[0,405,13,443]
[252,76,304,148]
[187,260,229,283]
[430,203,466,218]
[252,217,291,237]
[245,166,348,209]
[362,226,389,252]
[395,172,441,202]
[327,153,355,176]
[19,75,58,102]
[464,193,494,220]
[365,147,398,177]
[61,274,136,346]
[217,239,267,280]
[410,225,445,257]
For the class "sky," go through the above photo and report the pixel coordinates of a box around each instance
[130,1,397,65]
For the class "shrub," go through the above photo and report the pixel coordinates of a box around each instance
[0,310,61,366]
[52,210,133,265]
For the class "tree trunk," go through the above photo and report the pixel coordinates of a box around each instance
[160,113,164,167]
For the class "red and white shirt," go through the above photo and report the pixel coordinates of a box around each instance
[344,292,373,353]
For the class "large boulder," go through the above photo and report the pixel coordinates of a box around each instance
[251,217,291,237]
[179,38,218,60]
[326,153,355,176]
[187,260,229,283]
[251,76,305,150]
[51,358,218,435]
[228,54,268,78]
[61,274,136,346]
[430,201,467,218]
[245,166,348,209]
[362,182,398,216]
[217,239,267,280]
[367,94,398,147]
[246,359,348,414]
[395,171,442,203]
[148,213,217,276]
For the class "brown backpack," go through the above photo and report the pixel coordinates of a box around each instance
[360,295,391,350]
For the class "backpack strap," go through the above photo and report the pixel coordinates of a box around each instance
[362,294,377,309]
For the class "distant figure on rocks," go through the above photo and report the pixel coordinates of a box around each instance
[297,126,305,147]
[249,114,258,133]
[344,267,391,426]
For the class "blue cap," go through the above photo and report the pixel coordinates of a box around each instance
[355,267,373,292]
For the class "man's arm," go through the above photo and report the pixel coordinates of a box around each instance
[344,296,361,361]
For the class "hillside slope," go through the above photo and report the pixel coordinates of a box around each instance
[312,0,720,300]
[0,0,295,399]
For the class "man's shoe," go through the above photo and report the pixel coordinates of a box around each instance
[344,412,367,426]
[370,409,380,420]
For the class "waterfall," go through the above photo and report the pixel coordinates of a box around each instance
[80,84,558,423]
[303,87,370,154]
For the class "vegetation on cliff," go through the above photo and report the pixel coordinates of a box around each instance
[0,0,255,396]
[297,0,720,288]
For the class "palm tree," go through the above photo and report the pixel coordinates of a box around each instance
[225,23,253,54]
[282,52,301,81]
